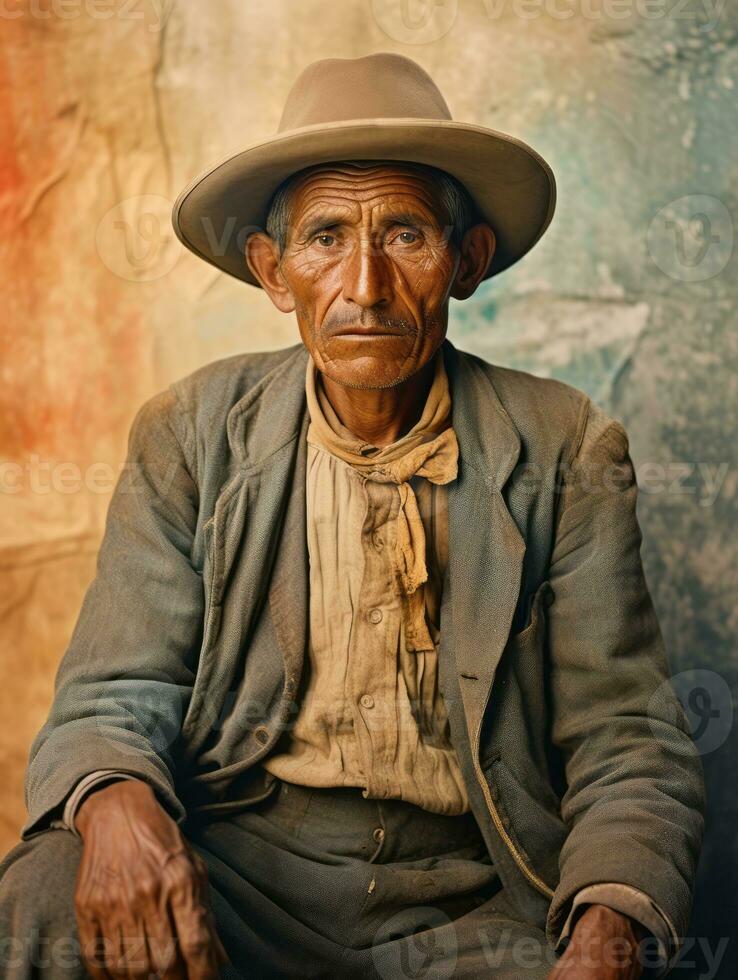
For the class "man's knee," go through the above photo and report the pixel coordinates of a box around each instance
[0,830,83,975]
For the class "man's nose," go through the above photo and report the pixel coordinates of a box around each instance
[341,239,393,308]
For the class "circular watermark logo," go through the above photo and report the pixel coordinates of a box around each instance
[372,906,457,979]
[96,194,181,282]
[649,669,733,756]
[371,0,458,44]
[92,673,186,756]
[647,194,734,282]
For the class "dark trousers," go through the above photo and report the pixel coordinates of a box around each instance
[0,779,556,978]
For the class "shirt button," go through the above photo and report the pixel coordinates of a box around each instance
[360,694,375,709]
[368,608,383,624]
[372,827,385,844]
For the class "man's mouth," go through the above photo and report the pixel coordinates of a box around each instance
[328,324,410,340]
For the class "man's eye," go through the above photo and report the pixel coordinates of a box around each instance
[395,230,419,244]
[315,234,335,247]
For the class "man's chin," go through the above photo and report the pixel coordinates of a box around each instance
[317,338,419,389]
[319,357,417,391]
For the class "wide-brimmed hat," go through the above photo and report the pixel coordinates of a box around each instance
[172,53,556,288]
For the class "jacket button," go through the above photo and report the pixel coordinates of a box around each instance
[360,694,375,709]
[368,608,383,624]
[254,726,270,745]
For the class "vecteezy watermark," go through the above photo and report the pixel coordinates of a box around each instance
[96,194,182,282]
[0,930,179,972]
[475,925,728,978]
[92,673,186,756]
[370,0,728,43]
[0,0,172,31]
[1,457,118,495]
[478,927,558,971]
[647,195,734,283]
[649,669,733,756]
[508,457,730,508]
[635,461,730,508]
[372,906,458,979]
[0,457,181,497]
[371,0,459,44]
[478,0,728,32]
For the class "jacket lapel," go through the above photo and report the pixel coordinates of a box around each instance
[442,340,526,748]
[229,344,311,694]
[183,345,310,745]
[267,405,310,694]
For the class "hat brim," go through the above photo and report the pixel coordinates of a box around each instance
[172,117,556,287]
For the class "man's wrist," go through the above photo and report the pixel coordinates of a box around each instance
[556,883,676,977]
[75,777,154,837]
[572,904,646,941]
[61,770,140,837]
[568,904,645,975]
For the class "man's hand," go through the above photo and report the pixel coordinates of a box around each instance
[74,778,228,979]
[547,904,645,980]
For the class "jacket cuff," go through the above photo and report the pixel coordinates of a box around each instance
[23,730,188,840]
[48,770,141,837]
[555,883,680,977]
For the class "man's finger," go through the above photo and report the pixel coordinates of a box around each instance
[145,910,187,979]
[170,901,220,980]
[76,913,112,980]
[117,918,153,980]
[108,920,137,979]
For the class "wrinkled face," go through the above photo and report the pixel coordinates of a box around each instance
[271,163,463,389]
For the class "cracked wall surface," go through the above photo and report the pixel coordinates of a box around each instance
[1,1,735,971]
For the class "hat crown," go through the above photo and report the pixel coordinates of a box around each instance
[277,53,453,132]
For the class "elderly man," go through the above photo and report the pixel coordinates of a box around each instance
[0,54,704,979]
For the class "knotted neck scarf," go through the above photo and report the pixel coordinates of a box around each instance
[304,348,459,652]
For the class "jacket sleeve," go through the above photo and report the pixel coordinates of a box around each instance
[544,400,706,964]
[21,387,204,839]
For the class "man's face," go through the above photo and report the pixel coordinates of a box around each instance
[269,163,463,390]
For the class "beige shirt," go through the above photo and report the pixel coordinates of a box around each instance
[262,352,471,816]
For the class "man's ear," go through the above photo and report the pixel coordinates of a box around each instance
[450,223,496,301]
[245,232,296,313]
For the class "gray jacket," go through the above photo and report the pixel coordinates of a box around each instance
[23,339,705,951]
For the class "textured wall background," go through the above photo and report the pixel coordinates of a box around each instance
[1,0,735,974]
